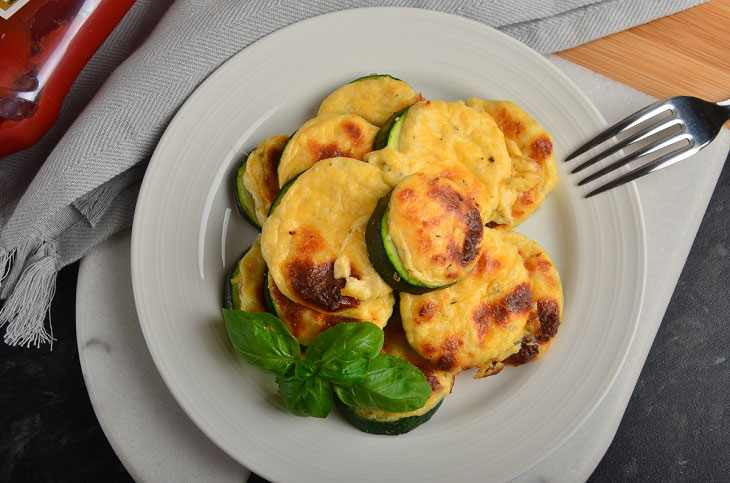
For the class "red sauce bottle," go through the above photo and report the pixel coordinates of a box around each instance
[0,0,135,157]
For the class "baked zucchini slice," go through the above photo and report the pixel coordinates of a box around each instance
[466,99,558,227]
[234,134,289,228]
[498,231,563,370]
[373,100,513,221]
[261,157,394,324]
[276,114,379,186]
[372,106,409,151]
[334,397,442,436]
[263,270,358,346]
[366,173,484,294]
[223,236,267,312]
[400,228,532,373]
[318,75,420,127]
[233,158,261,229]
[334,312,455,435]
[349,73,401,83]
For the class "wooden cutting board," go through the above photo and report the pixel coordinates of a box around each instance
[557,0,730,101]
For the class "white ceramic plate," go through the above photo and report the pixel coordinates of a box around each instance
[131,8,646,483]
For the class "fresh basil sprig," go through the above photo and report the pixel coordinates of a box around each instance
[307,321,383,386]
[222,310,432,419]
[223,310,300,376]
[277,370,332,418]
[334,354,431,413]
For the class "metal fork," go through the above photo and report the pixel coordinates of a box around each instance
[566,96,730,198]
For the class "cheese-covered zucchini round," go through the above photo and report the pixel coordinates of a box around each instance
[466,99,557,227]
[400,228,533,372]
[498,231,563,369]
[261,157,394,326]
[366,173,483,293]
[369,100,512,218]
[318,75,421,127]
[236,134,289,227]
[335,313,455,435]
[264,270,361,346]
[223,236,267,312]
[277,114,379,186]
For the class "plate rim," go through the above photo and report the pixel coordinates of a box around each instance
[131,7,647,482]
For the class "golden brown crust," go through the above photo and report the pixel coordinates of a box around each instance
[229,236,267,313]
[400,228,532,372]
[277,114,378,186]
[268,272,358,346]
[242,135,289,225]
[317,76,421,126]
[500,231,564,368]
[465,99,558,227]
[261,158,394,325]
[387,174,483,286]
[390,100,513,218]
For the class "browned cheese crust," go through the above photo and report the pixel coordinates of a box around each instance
[317,76,421,127]
[387,173,483,286]
[466,99,558,227]
[267,272,359,346]
[242,134,289,225]
[261,158,394,326]
[401,228,533,373]
[500,231,563,368]
[277,114,379,186]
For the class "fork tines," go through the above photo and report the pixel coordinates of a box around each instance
[566,98,695,198]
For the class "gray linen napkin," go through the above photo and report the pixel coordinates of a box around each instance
[0,0,706,348]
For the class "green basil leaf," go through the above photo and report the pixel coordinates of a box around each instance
[302,376,333,418]
[223,309,300,376]
[333,354,431,413]
[318,357,369,386]
[306,322,383,365]
[294,359,316,381]
[277,371,311,417]
[277,372,332,418]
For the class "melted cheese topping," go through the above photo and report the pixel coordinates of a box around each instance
[242,134,289,225]
[466,99,558,227]
[230,236,266,312]
[317,76,421,126]
[501,231,563,363]
[277,114,378,186]
[365,147,494,224]
[401,228,532,371]
[387,173,483,287]
[351,315,455,422]
[261,158,394,324]
[269,272,362,346]
[393,100,512,218]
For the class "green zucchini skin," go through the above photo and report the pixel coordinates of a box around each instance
[267,172,300,217]
[262,269,278,315]
[224,248,253,310]
[334,395,443,435]
[223,262,238,310]
[365,191,439,295]
[233,157,263,230]
[372,106,409,151]
[349,73,402,84]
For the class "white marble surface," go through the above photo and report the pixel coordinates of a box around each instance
[76,56,730,482]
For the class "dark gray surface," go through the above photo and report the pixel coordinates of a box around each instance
[1,159,728,482]
[589,154,730,482]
